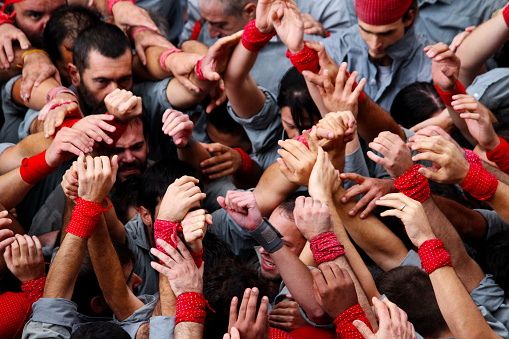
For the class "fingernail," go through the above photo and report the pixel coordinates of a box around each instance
[341,197,346,203]
[107,138,113,144]
[360,214,365,219]
[349,210,354,216]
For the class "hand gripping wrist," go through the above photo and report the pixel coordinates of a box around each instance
[20,151,58,185]
[334,303,372,339]
[154,219,182,252]
[242,19,276,52]
[249,218,283,253]
[418,239,452,275]
[434,80,466,106]
[108,0,135,15]
[160,47,183,72]
[66,198,111,239]
[310,232,345,264]
[394,164,430,202]
[46,86,77,103]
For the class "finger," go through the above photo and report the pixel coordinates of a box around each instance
[229,296,239,330]
[353,320,375,338]
[238,288,251,320]
[246,287,259,322]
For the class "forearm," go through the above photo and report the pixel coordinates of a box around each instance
[231,160,262,189]
[486,180,509,224]
[144,46,177,80]
[103,198,126,243]
[180,40,208,55]
[446,107,476,146]
[0,133,51,174]
[166,74,214,109]
[0,168,34,210]
[15,76,61,110]
[177,141,212,187]
[159,274,177,316]
[174,322,204,339]
[357,97,404,142]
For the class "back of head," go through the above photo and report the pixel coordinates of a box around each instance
[376,266,448,337]
[71,322,131,339]
[73,22,131,74]
[355,0,417,25]
[476,230,509,294]
[111,174,141,224]
[44,5,101,64]
[202,232,236,275]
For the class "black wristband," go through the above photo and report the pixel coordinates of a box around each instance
[249,218,283,253]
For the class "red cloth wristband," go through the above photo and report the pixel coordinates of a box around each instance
[460,163,498,201]
[154,219,182,251]
[0,11,15,25]
[103,112,128,146]
[334,303,372,339]
[310,232,345,264]
[296,128,313,148]
[394,164,431,203]
[46,86,76,103]
[159,47,183,72]
[233,148,253,176]
[190,20,202,40]
[286,43,320,74]
[464,148,482,166]
[241,19,276,52]
[132,27,152,39]
[20,151,57,185]
[190,248,203,268]
[345,71,366,103]
[418,239,452,275]
[66,198,111,239]
[434,80,466,107]
[503,5,509,28]
[195,56,208,81]
[486,137,509,174]
[175,292,213,325]
[49,101,78,111]
[21,276,45,305]
[54,118,80,136]
[108,0,135,15]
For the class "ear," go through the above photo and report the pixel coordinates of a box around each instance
[68,63,80,88]
[90,296,108,315]
[139,206,153,226]
[242,3,257,22]
[403,10,415,28]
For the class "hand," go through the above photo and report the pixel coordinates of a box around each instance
[319,64,366,118]
[104,89,142,124]
[62,162,79,200]
[39,99,83,138]
[161,109,194,147]
[303,40,339,84]
[223,328,240,339]
[293,196,333,241]
[269,298,308,331]
[409,125,465,158]
[157,176,206,222]
[4,234,45,283]
[409,108,453,133]
[165,51,202,93]
[151,238,204,297]
[274,2,305,53]
[77,155,118,203]
[339,175,396,219]
[311,263,358,319]
[200,143,243,179]
[111,1,159,33]
[315,110,356,151]
[277,136,318,186]
[0,23,29,69]
[367,131,414,179]
[206,80,227,113]
[449,26,475,53]
[302,13,328,37]
[21,50,61,101]
[200,31,243,81]
[411,135,469,184]
[255,0,285,34]
[72,114,116,144]
[377,193,436,248]
[228,287,270,339]
[354,297,417,339]
[132,28,172,66]
[0,210,14,252]
[308,147,341,203]
[181,209,212,253]
[424,43,460,92]
[45,127,95,168]
[451,94,499,151]
[217,190,262,231]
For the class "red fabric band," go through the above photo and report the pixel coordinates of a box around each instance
[49,101,78,111]
[195,56,208,81]
[21,276,45,305]
[66,198,110,239]
[20,151,57,185]
[418,238,452,275]
[108,0,135,15]
[394,164,430,202]
[132,27,152,39]
[286,44,320,74]
[107,120,128,145]
[434,81,466,107]
[46,86,76,103]
[464,148,482,166]
[503,5,509,28]
[234,148,253,176]
[175,292,212,325]
[0,292,31,339]
[486,137,509,174]
[159,47,183,72]
[54,118,80,136]
[356,0,412,26]
[0,11,14,25]
[191,248,203,268]
[296,128,313,148]
[241,19,276,52]
[345,71,366,103]
[154,219,182,250]
[310,232,345,264]
[190,20,202,40]
[334,303,372,339]
[460,162,498,201]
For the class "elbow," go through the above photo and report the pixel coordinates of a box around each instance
[307,307,331,325]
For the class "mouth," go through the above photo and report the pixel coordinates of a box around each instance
[261,257,277,271]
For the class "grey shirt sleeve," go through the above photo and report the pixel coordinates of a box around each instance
[149,316,175,339]
[474,209,509,241]
[22,298,77,339]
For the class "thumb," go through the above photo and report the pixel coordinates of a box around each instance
[353,320,375,338]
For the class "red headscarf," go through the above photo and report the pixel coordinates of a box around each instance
[355,0,413,25]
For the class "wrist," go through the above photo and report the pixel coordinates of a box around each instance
[286,43,320,74]
[242,19,276,52]
[249,218,283,253]
[161,47,183,72]
[434,81,466,106]
[309,231,345,264]
[108,0,135,16]
[21,151,58,185]
[484,136,501,153]
[175,292,211,325]
[22,49,49,67]
[394,164,431,202]
[66,198,109,239]
[418,238,452,274]
[289,41,305,55]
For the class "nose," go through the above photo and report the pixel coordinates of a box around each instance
[208,23,221,38]
[259,247,268,255]
[369,34,383,50]
[123,149,135,163]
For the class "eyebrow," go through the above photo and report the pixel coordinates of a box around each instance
[359,25,396,35]
[207,20,228,26]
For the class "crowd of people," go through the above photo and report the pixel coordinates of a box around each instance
[0,0,508,338]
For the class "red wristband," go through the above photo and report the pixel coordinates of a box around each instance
[191,248,203,268]
[418,239,452,275]
[310,232,345,264]
[21,276,46,305]
[159,47,183,72]
[233,148,253,176]
[194,56,208,81]
[285,43,320,74]
[54,118,80,136]
[394,164,430,203]
[296,128,313,148]
[334,303,372,339]
[20,151,58,185]
[434,80,466,107]
[486,137,509,174]
[0,11,15,25]
[175,292,213,325]
[66,198,111,239]
[460,163,498,201]
[104,112,128,146]
[503,5,509,28]
[132,27,152,39]
[464,148,482,166]
[154,219,182,252]
[241,19,276,52]
[46,86,76,103]
[345,71,366,103]
[108,0,135,15]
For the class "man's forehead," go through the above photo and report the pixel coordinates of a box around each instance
[16,0,64,11]
[116,123,145,148]
[84,49,132,73]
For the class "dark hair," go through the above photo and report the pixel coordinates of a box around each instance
[202,232,236,274]
[203,258,269,338]
[376,266,448,337]
[391,82,445,129]
[138,158,201,218]
[71,322,131,339]
[73,22,131,74]
[402,0,419,25]
[278,67,321,133]
[44,5,101,64]
[275,191,310,221]
[476,230,509,294]
[207,100,248,137]
[111,174,141,224]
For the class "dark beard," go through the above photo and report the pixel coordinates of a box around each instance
[368,54,393,67]
[77,78,108,116]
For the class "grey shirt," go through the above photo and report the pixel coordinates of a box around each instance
[23,298,77,339]
[1,75,27,143]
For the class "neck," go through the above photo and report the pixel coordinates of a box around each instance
[369,54,393,66]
